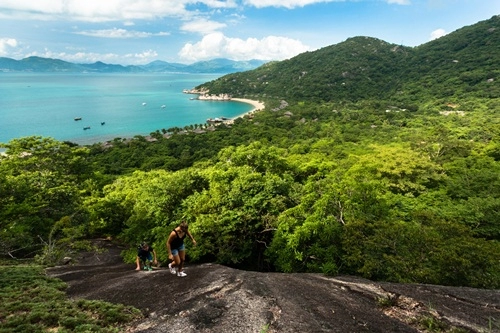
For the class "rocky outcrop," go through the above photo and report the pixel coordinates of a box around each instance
[46,240,500,333]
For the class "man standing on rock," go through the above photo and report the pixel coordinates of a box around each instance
[166,221,196,277]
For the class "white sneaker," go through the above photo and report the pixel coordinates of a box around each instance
[168,263,176,275]
[177,271,187,277]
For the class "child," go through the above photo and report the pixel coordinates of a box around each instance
[135,242,157,271]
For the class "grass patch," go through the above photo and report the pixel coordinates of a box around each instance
[376,294,399,308]
[0,264,142,332]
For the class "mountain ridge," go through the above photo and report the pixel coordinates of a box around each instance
[0,56,267,74]
[196,15,499,104]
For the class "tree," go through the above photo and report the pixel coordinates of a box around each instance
[182,145,296,270]
[89,168,208,261]
[0,136,91,258]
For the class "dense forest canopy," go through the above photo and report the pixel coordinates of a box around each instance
[1,16,499,289]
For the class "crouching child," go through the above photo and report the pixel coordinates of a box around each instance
[136,242,157,271]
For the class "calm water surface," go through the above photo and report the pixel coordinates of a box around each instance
[0,73,252,145]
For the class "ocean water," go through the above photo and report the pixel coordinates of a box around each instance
[0,73,253,145]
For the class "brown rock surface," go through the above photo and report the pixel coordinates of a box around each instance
[47,240,499,332]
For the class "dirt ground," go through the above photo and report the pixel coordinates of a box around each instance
[46,240,500,333]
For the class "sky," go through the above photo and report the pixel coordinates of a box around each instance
[0,0,498,65]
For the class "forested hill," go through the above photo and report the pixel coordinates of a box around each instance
[2,14,500,298]
[196,15,499,104]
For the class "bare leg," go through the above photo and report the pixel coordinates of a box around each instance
[171,253,181,269]
[135,257,141,270]
[178,250,186,273]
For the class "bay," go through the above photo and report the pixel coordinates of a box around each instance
[0,73,253,145]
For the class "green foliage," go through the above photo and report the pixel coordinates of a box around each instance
[321,262,338,276]
[0,265,142,332]
[377,294,399,308]
[0,137,91,258]
[441,155,500,239]
[183,148,296,269]
[416,315,448,332]
[267,174,346,272]
[198,16,499,105]
[34,216,93,266]
[342,219,500,288]
[90,168,208,248]
[2,17,500,289]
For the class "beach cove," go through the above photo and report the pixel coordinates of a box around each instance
[0,73,263,146]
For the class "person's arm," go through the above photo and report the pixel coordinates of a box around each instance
[166,231,175,258]
[152,249,157,264]
[187,230,197,246]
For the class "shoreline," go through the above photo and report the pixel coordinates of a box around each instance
[183,89,265,119]
[230,98,265,119]
[201,97,265,125]
[220,98,265,125]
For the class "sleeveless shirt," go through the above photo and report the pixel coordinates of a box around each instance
[170,229,186,249]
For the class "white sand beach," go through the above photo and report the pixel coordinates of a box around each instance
[231,98,265,113]
[195,95,265,124]
[223,98,265,124]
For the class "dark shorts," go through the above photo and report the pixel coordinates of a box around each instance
[139,253,153,261]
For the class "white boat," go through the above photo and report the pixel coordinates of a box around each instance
[161,105,166,108]
[142,102,147,106]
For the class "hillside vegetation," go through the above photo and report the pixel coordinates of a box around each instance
[1,16,499,289]
[197,15,499,105]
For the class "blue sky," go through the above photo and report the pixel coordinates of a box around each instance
[0,0,497,65]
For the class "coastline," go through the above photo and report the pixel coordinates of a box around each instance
[219,98,265,125]
[183,89,265,119]
[230,98,265,116]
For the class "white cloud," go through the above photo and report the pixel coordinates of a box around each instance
[0,0,189,22]
[0,38,18,56]
[430,28,447,40]
[178,32,309,62]
[76,28,169,38]
[0,0,239,22]
[124,49,159,63]
[386,0,410,5]
[181,19,227,34]
[244,0,411,7]
[243,0,339,9]
[196,0,238,8]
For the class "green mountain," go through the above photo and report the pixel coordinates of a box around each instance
[0,56,267,74]
[17,56,81,72]
[197,15,500,104]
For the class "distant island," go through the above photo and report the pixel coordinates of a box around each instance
[0,56,267,74]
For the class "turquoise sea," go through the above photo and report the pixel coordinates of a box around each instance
[0,73,253,145]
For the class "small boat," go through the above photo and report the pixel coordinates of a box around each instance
[142,102,147,106]
[83,126,91,130]
[161,105,166,108]
[101,122,106,125]
[74,117,82,121]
